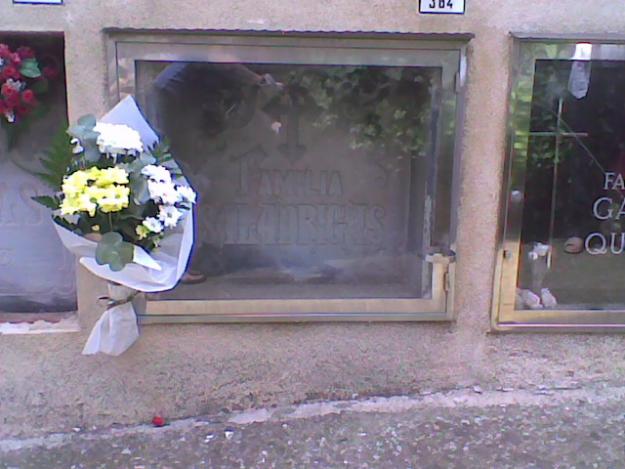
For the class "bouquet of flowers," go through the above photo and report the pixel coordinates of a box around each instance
[34,96,195,355]
[0,43,58,128]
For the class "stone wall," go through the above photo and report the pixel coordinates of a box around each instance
[2,0,625,438]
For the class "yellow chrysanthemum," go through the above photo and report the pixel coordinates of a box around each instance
[77,193,97,216]
[59,196,80,215]
[60,167,130,217]
[95,167,129,187]
[62,170,90,197]
[83,185,106,201]
[135,224,150,240]
[84,167,102,180]
[99,187,130,213]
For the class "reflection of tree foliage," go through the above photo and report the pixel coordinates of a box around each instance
[523,60,576,171]
[271,66,433,158]
[160,63,436,162]
[510,45,568,171]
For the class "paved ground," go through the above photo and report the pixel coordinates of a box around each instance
[3,384,625,468]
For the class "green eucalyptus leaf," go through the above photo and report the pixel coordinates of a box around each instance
[100,231,122,245]
[82,129,100,141]
[67,124,99,143]
[20,58,41,78]
[95,232,134,271]
[108,258,125,272]
[127,158,147,173]
[77,114,97,129]
[130,176,150,204]
[66,125,84,139]
[139,153,156,165]
[83,144,101,163]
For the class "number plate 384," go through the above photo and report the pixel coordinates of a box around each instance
[419,0,465,14]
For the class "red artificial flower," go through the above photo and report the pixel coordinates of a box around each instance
[42,65,59,80]
[2,102,14,115]
[15,105,29,118]
[1,83,17,98]
[0,44,11,59]
[5,92,20,108]
[0,100,6,114]
[16,46,35,59]
[21,89,35,104]
[2,65,21,80]
[9,52,21,67]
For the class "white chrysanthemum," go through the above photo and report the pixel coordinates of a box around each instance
[176,185,197,204]
[147,180,164,201]
[70,137,84,155]
[158,205,182,228]
[142,217,163,233]
[148,180,180,205]
[141,164,172,183]
[94,122,143,156]
[160,185,180,205]
[4,110,15,123]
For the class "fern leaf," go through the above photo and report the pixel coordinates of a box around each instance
[32,195,60,210]
[32,127,73,191]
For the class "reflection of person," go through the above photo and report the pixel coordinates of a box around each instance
[147,63,283,283]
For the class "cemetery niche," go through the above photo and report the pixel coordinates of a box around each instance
[497,39,625,327]
[0,33,75,313]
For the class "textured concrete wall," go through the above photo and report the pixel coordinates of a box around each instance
[3,0,625,438]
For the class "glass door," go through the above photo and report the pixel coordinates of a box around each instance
[496,36,625,329]
[107,33,467,322]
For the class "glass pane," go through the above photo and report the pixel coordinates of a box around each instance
[517,59,625,310]
[0,35,76,313]
[137,61,441,300]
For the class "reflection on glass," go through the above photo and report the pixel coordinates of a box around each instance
[0,35,76,313]
[517,60,625,309]
[137,62,440,300]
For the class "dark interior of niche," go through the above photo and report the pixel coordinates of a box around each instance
[0,31,67,129]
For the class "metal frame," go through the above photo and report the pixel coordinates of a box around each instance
[105,31,468,323]
[493,34,625,332]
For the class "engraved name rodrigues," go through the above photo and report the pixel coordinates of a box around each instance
[203,159,387,247]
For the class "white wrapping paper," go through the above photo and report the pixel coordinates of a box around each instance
[82,283,140,356]
[54,96,194,356]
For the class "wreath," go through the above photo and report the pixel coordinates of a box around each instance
[0,42,59,147]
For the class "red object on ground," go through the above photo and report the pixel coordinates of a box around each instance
[151,416,166,427]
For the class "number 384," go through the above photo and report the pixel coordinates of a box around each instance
[429,0,453,7]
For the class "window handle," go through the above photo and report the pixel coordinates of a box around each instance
[425,251,456,265]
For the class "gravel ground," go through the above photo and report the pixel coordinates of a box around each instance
[2,385,625,468]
